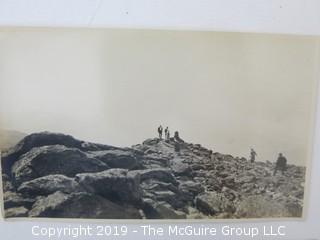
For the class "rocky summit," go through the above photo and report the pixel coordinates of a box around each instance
[1,132,305,219]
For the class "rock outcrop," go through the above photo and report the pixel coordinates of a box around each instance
[1,132,116,176]
[75,169,141,204]
[88,150,141,170]
[1,132,306,219]
[18,174,84,195]
[28,191,141,219]
[11,145,109,185]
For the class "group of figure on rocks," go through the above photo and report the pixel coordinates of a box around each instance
[157,125,183,142]
[157,125,170,140]
[250,148,287,176]
[156,125,288,176]
[157,125,185,155]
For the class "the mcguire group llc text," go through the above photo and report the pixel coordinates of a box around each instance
[31,224,286,238]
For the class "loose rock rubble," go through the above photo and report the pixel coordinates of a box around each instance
[1,132,305,219]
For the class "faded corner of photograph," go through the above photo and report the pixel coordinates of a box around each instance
[0,28,319,220]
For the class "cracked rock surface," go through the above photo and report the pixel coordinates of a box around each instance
[1,132,305,219]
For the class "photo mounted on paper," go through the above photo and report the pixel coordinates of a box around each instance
[0,28,318,219]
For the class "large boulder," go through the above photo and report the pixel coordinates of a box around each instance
[170,158,192,177]
[89,150,140,170]
[2,174,14,192]
[75,169,141,204]
[2,132,116,176]
[135,138,175,157]
[142,198,186,219]
[221,187,239,201]
[141,180,179,194]
[133,168,178,185]
[142,154,170,168]
[3,191,35,209]
[2,132,82,175]
[28,191,142,219]
[140,178,185,209]
[205,174,223,191]
[179,181,204,198]
[18,175,83,196]
[221,176,236,189]
[148,190,179,208]
[11,145,109,185]
[5,206,29,218]
[3,132,82,159]
[195,192,235,216]
[141,138,161,146]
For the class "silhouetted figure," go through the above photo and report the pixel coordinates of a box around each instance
[158,125,163,139]
[164,127,169,140]
[174,131,184,143]
[166,129,170,140]
[273,153,287,176]
[250,148,257,163]
[209,150,213,157]
[173,131,183,155]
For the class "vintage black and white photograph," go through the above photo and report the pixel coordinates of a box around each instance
[0,28,318,219]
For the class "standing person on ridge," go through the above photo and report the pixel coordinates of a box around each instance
[166,129,170,140]
[250,148,257,163]
[164,127,169,140]
[274,153,287,176]
[157,125,163,139]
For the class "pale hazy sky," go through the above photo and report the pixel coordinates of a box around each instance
[0,28,318,165]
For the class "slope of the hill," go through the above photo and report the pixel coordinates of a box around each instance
[0,129,26,151]
[1,132,305,219]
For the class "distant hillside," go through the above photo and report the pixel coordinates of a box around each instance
[0,129,26,151]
